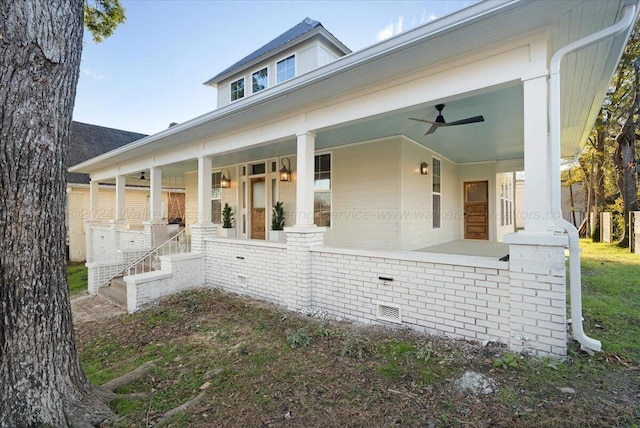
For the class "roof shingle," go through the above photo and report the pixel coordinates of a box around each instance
[67,122,147,185]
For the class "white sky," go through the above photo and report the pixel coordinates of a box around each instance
[73,0,475,135]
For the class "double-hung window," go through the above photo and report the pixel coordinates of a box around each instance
[276,55,295,83]
[314,153,331,227]
[432,158,441,229]
[230,77,245,101]
[252,67,268,93]
[211,172,222,224]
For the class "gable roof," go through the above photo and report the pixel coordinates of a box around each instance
[204,17,351,86]
[67,122,147,185]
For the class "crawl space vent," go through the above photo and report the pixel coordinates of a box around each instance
[376,302,402,324]
[236,274,248,288]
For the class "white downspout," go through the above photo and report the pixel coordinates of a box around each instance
[549,4,637,352]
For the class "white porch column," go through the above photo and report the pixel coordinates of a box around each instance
[197,156,212,224]
[192,156,217,253]
[115,175,126,222]
[522,76,552,233]
[149,167,163,222]
[89,178,100,219]
[295,132,316,227]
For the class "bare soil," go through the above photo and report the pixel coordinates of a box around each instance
[75,289,640,427]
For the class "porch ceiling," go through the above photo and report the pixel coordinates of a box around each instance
[73,0,636,179]
[314,85,524,164]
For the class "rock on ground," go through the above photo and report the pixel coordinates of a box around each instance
[454,371,498,395]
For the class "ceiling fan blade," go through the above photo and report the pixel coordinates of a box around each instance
[409,117,437,124]
[442,115,485,126]
[425,123,440,135]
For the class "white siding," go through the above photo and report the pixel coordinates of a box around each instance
[325,138,401,248]
[399,138,460,250]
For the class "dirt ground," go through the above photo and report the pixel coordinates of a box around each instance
[75,289,640,427]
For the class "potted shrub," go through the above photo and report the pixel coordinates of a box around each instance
[220,203,236,238]
[269,201,286,242]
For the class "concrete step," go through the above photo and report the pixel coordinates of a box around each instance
[99,277,127,309]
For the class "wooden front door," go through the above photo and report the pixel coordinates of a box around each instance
[250,178,266,240]
[464,181,489,240]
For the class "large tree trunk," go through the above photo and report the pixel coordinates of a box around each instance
[0,1,112,426]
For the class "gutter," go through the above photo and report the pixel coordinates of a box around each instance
[549,4,637,352]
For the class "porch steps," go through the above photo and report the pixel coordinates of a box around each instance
[99,277,127,310]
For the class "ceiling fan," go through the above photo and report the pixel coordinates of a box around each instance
[127,171,147,180]
[410,103,485,135]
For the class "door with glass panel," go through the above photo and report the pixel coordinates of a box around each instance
[464,181,489,240]
[250,177,266,240]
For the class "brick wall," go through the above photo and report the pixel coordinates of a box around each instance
[311,247,511,343]
[126,253,204,313]
[205,238,288,305]
[505,234,568,356]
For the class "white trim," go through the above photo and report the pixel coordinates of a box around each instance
[311,244,509,270]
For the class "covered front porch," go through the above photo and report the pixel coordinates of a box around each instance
[70,0,635,357]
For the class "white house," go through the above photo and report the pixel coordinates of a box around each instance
[70,1,639,356]
[66,122,185,262]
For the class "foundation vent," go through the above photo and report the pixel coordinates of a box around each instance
[376,302,402,324]
[236,274,248,287]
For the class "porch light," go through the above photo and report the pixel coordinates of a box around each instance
[139,171,146,180]
[220,168,231,189]
[420,162,429,175]
[279,157,291,182]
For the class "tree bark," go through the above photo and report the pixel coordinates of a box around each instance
[0,1,112,426]
[614,116,638,247]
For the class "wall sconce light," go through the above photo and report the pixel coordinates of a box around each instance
[279,157,291,182]
[420,162,429,175]
[220,168,231,189]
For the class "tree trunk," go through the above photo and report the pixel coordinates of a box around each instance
[0,1,112,426]
[614,117,639,247]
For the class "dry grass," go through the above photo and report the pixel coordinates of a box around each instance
[76,288,639,427]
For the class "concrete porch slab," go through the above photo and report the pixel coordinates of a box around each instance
[417,239,509,259]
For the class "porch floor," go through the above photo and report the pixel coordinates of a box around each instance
[417,239,509,259]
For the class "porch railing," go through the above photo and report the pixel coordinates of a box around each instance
[117,228,190,280]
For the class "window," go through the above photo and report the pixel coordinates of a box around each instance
[432,158,441,229]
[500,174,514,227]
[211,172,222,224]
[314,153,331,227]
[252,67,268,93]
[230,77,244,101]
[250,163,265,175]
[276,55,295,83]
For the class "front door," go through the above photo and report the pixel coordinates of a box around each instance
[464,181,489,240]
[251,177,266,240]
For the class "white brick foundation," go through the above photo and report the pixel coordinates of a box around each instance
[191,223,218,254]
[505,233,568,356]
[205,237,288,304]
[311,247,510,343]
[285,226,325,310]
[125,252,204,313]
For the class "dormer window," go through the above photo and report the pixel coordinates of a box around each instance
[252,67,268,93]
[230,77,245,102]
[276,55,295,84]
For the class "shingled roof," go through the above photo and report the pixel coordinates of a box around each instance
[204,17,349,86]
[67,122,147,185]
